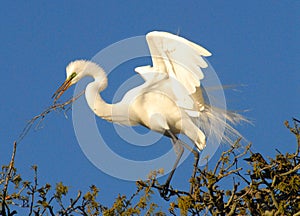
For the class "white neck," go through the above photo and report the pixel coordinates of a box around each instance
[81,64,132,125]
[85,73,113,122]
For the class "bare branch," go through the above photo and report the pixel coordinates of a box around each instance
[28,166,38,216]
[17,90,84,144]
[1,141,17,216]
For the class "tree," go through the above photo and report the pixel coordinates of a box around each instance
[1,99,299,216]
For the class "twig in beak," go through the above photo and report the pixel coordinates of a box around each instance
[52,78,73,103]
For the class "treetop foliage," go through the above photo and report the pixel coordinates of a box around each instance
[1,119,299,215]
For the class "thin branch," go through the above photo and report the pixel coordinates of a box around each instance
[46,205,56,216]
[270,189,279,210]
[285,120,300,157]
[1,141,17,216]
[271,163,300,188]
[279,163,300,177]
[28,166,38,216]
[224,181,238,209]
[61,191,82,215]
[128,186,143,210]
[217,167,243,181]
[17,90,84,144]
[138,180,190,198]
[213,144,235,175]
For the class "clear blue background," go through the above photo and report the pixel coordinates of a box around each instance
[0,1,299,211]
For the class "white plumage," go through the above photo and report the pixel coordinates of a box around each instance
[53,31,246,198]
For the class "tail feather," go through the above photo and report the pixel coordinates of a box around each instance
[194,105,248,146]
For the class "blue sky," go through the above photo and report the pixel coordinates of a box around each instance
[0,1,299,211]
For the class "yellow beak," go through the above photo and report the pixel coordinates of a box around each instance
[52,76,74,103]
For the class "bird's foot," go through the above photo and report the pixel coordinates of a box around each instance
[159,184,171,201]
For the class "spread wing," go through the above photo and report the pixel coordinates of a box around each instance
[135,31,211,113]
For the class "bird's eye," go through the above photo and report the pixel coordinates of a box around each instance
[69,72,77,79]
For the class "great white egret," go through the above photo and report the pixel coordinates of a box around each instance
[53,31,245,199]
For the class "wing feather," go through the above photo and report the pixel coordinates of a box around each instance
[134,31,212,116]
[146,31,210,93]
[135,31,211,113]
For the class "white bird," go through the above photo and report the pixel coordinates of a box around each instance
[53,31,245,199]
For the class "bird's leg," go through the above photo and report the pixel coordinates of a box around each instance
[179,143,200,194]
[159,130,184,200]
[166,131,201,194]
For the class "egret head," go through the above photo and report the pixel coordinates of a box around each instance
[52,60,105,103]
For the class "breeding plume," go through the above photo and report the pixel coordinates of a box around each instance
[53,31,245,199]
